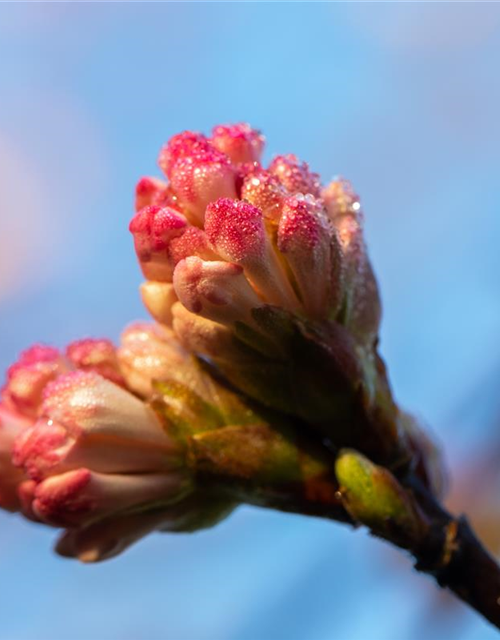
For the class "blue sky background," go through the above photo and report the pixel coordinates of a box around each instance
[0,4,500,639]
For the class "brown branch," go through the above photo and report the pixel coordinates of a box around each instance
[406,474,500,630]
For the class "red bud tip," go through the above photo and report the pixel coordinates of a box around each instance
[269,154,321,197]
[205,197,266,264]
[278,195,336,318]
[169,149,237,226]
[211,123,265,165]
[3,345,67,418]
[135,176,169,212]
[66,338,124,387]
[158,130,211,179]
[205,198,300,309]
[129,205,188,281]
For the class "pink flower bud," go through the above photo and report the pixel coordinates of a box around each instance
[278,195,341,319]
[322,177,361,221]
[140,281,178,326]
[173,257,262,327]
[14,371,182,481]
[211,123,265,165]
[336,214,381,344]
[240,169,286,223]
[32,467,190,528]
[129,205,188,282]
[0,404,32,511]
[268,154,321,197]
[169,149,237,226]
[118,322,188,397]
[3,345,68,418]
[135,176,168,212]
[204,198,300,310]
[158,131,212,179]
[66,338,124,387]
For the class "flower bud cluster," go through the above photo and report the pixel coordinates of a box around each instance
[0,329,201,560]
[130,123,379,348]
[0,123,446,564]
[130,124,394,461]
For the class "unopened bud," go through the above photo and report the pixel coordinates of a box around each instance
[269,154,321,197]
[129,205,188,282]
[66,338,124,387]
[140,281,178,326]
[118,322,188,398]
[335,449,425,544]
[158,130,212,179]
[211,123,265,165]
[3,345,68,418]
[173,257,263,327]
[14,371,182,480]
[278,194,342,319]
[169,149,237,226]
[205,198,300,310]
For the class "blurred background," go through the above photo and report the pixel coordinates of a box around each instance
[1,3,500,639]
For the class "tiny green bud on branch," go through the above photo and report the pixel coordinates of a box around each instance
[335,449,426,546]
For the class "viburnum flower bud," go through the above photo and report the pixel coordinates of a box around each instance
[277,194,343,319]
[211,123,265,165]
[130,203,219,285]
[268,153,321,197]
[158,130,212,179]
[140,281,178,326]
[14,371,184,481]
[31,468,188,528]
[12,370,191,529]
[204,198,300,310]
[2,345,68,418]
[335,212,381,346]
[129,205,188,282]
[135,176,169,212]
[169,148,237,226]
[173,257,263,327]
[117,322,188,397]
[66,338,125,387]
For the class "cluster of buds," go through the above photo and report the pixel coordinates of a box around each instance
[0,321,353,561]
[132,124,371,336]
[0,332,194,560]
[130,123,416,470]
[0,123,445,566]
